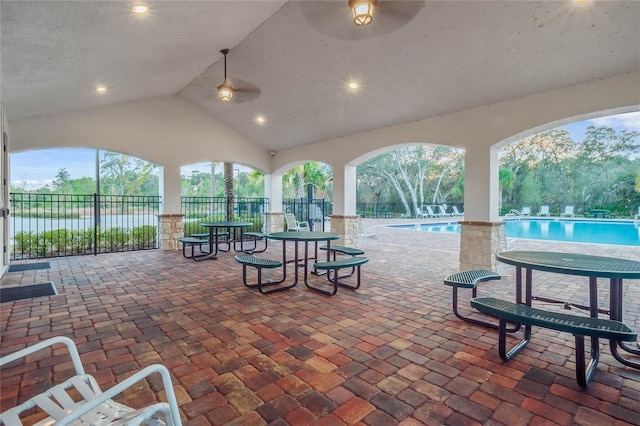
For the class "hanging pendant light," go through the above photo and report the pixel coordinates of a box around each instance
[348,0,376,26]
[217,49,233,102]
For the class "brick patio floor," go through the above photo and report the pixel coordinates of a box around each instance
[1,220,639,425]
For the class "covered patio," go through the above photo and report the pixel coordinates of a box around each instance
[2,222,639,425]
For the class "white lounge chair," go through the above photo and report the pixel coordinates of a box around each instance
[635,206,640,220]
[451,206,464,217]
[415,206,426,218]
[357,217,379,249]
[284,212,310,231]
[537,205,550,217]
[438,205,453,217]
[424,205,443,218]
[560,206,575,218]
[521,206,531,216]
[0,336,182,426]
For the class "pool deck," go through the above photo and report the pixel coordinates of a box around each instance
[1,219,639,425]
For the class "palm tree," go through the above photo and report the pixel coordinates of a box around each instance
[224,162,234,220]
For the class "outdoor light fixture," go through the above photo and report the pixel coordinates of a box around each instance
[217,49,233,102]
[131,4,148,14]
[348,0,376,26]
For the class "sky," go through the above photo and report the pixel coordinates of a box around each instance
[9,111,640,190]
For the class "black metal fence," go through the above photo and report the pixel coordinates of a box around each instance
[181,197,270,236]
[10,193,160,260]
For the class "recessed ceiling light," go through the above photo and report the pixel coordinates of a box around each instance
[96,85,107,94]
[348,81,359,91]
[132,4,149,14]
[255,115,266,125]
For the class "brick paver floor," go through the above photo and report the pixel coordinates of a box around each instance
[1,220,639,425]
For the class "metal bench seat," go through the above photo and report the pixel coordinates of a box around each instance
[444,270,519,331]
[242,232,268,253]
[319,245,365,259]
[471,297,637,387]
[178,237,208,259]
[311,257,368,296]
[234,254,285,294]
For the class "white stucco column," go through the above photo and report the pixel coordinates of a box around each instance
[160,164,182,214]
[459,144,504,271]
[463,144,500,222]
[333,164,357,216]
[158,163,183,250]
[269,173,283,212]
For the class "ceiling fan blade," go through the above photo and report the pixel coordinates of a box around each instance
[230,78,261,103]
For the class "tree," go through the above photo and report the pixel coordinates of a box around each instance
[224,162,234,220]
[100,152,158,196]
[52,168,73,193]
[283,162,331,198]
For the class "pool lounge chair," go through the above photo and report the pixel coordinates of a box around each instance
[284,212,310,231]
[357,217,379,249]
[635,207,640,220]
[560,206,575,218]
[438,205,454,217]
[451,206,464,217]
[521,206,531,216]
[416,207,426,218]
[537,205,550,217]
[424,205,443,218]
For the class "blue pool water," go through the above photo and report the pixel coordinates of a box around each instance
[388,219,640,246]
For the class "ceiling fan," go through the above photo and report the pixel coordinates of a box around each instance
[301,0,424,41]
[216,48,261,104]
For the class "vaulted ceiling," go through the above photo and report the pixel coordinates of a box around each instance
[2,1,639,152]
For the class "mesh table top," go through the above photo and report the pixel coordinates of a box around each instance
[496,251,640,279]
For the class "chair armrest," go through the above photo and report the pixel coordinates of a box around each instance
[0,336,85,376]
[56,364,181,426]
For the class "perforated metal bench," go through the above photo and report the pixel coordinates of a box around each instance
[319,245,365,260]
[242,232,268,253]
[471,297,638,387]
[178,237,208,259]
[311,257,369,296]
[444,270,519,331]
[191,231,229,240]
[234,254,284,294]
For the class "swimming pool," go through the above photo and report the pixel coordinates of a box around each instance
[388,219,640,246]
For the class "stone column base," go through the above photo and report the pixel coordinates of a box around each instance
[158,214,185,251]
[459,221,505,271]
[264,212,285,233]
[330,215,360,246]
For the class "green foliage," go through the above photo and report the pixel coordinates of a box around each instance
[357,145,464,217]
[12,225,157,259]
[500,126,640,215]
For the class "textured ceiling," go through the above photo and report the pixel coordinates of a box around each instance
[2,1,639,152]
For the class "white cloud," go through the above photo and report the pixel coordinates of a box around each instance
[588,111,640,131]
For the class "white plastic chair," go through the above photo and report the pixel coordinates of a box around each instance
[357,217,379,249]
[424,205,443,218]
[0,336,182,426]
[560,206,575,218]
[537,205,550,216]
[284,212,310,231]
[437,205,454,218]
[451,206,464,217]
[521,206,531,216]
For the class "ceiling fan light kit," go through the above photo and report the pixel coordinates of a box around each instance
[218,49,233,102]
[348,0,376,26]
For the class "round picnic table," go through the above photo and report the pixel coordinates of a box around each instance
[496,250,640,369]
[195,221,253,260]
[265,231,340,292]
